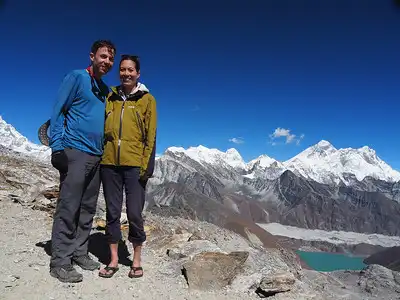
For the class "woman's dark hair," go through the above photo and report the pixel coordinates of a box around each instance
[120,55,140,72]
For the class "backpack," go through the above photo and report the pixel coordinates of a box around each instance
[38,119,51,146]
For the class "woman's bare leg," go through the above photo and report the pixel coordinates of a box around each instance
[99,243,119,275]
[129,243,143,277]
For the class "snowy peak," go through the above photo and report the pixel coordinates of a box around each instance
[316,139,335,149]
[164,140,400,185]
[247,154,280,170]
[0,115,51,161]
[165,145,246,169]
[352,146,378,164]
[359,145,375,154]
[284,140,400,184]
[0,116,27,146]
[291,139,337,161]
[244,154,285,180]
[225,148,245,167]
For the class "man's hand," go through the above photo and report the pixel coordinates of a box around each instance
[51,150,68,174]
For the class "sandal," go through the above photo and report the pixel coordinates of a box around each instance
[98,265,119,278]
[128,266,143,278]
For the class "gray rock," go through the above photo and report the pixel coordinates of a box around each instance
[31,194,56,212]
[151,232,193,255]
[358,264,400,295]
[167,239,224,260]
[256,272,296,297]
[182,251,249,290]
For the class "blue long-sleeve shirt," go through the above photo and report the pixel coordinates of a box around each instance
[49,69,109,156]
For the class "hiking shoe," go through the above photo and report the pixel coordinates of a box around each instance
[50,265,83,283]
[73,254,100,271]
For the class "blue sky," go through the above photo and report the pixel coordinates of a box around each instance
[1,0,399,169]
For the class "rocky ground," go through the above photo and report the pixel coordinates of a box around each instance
[2,195,400,300]
[1,150,400,299]
[0,198,248,300]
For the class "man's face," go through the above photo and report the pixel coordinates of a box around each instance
[90,46,115,76]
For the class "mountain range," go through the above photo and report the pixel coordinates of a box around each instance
[1,115,400,237]
[148,142,400,236]
[161,140,400,186]
[0,116,51,161]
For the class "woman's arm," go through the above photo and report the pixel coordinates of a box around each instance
[141,94,157,180]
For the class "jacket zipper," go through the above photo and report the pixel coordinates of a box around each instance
[117,101,126,165]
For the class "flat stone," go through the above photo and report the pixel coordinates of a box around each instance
[257,272,296,297]
[182,251,249,290]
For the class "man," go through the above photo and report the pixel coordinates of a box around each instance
[48,40,116,283]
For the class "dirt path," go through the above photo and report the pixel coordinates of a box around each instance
[0,198,256,300]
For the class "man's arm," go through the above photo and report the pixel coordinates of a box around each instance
[49,72,80,152]
[141,95,157,180]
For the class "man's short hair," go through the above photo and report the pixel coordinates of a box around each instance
[91,40,116,55]
[120,55,140,72]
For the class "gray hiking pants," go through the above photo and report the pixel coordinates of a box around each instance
[100,165,146,245]
[50,147,101,268]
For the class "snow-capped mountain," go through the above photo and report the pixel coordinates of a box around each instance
[283,140,400,185]
[160,140,400,186]
[248,155,279,170]
[245,155,285,180]
[151,144,400,236]
[166,145,247,170]
[0,116,51,161]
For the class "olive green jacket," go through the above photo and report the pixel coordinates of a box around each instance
[101,83,157,179]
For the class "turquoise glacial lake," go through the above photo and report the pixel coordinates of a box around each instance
[296,250,367,272]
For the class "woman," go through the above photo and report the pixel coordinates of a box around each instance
[98,55,157,278]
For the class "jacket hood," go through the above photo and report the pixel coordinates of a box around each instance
[111,82,149,96]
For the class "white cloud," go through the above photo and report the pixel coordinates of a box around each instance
[229,137,245,144]
[269,127,304,145]
[296,134,305,145]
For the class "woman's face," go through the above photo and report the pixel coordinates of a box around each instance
[119,59,140,88]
